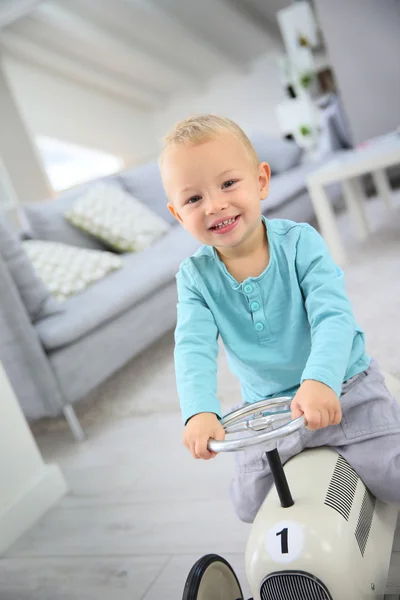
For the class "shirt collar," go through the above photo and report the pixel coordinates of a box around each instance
[211,216,270,289]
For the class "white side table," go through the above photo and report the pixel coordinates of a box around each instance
[306,135,400,265]
[0,362,67,554]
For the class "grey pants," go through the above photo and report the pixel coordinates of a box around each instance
[230,359,400,523]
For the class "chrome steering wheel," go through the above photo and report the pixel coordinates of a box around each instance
[208,397,304,453]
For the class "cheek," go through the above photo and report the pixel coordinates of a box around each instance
[181,210,201,229]
[192,214,206,230]
[236,183,259,202]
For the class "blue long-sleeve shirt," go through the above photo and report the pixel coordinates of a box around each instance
[174,217,370,424]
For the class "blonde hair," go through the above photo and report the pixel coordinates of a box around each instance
[160,114,259,168]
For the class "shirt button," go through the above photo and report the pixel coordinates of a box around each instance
[255,322,264,331]
[244,284,253,294]
[250,301,260,312]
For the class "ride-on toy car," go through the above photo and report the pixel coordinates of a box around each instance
[182,396,400,600]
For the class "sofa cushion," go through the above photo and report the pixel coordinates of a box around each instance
[0,212,60,322]
[118,161,177,226]
[22,174,124,250]
[23,240,123,302]
[261,159,332,215]
[35,224,200,350]
[65,183,170,252]
[248,133,303,174]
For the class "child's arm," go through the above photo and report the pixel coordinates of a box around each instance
[292,224,357,429]
[295,224,356,397]
[175,264,225,458]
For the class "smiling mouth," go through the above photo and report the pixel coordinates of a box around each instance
[209,215,240,231]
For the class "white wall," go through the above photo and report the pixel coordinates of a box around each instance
[152,52,285,146]
[0,362,67,555]
[315,0,400,144]
[2,55,155,166]
[2,50,285,172]
[0,63,53,204]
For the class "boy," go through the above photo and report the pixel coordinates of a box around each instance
[160,114,400,523]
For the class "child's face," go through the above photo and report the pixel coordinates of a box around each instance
[162,133,270,250]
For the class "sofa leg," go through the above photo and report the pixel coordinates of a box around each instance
[62,404,86,442]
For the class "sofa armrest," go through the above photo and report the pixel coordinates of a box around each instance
[0,254,65,420]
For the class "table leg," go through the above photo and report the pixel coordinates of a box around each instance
[342,177,370,241]
[308,181,347,265]
[372,168,393,211]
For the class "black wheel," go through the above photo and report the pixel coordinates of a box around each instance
[182,554,244,600]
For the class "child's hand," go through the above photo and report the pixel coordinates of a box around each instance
[291,380,342,430]
[183,412,225,460]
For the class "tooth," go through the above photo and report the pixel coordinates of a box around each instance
[213,217,235,229]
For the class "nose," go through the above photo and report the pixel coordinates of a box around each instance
[204,191,229,215]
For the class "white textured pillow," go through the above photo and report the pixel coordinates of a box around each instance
[64,183,170,252]
[23,240,122,302]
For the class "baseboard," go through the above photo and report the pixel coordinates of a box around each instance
[0,464,68,555]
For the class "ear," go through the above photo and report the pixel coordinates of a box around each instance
[258,162,270,200]
[167,202,184,224]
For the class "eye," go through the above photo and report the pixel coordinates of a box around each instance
[222,179,237,189]
[186,195,201,205]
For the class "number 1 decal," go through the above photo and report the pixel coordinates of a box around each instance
[266,521,305,564]
[276,527,289,554]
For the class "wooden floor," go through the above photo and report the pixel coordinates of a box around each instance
[388,517,400,596]
[0,413,399,599]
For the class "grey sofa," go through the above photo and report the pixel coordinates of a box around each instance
[0,139,342,441]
